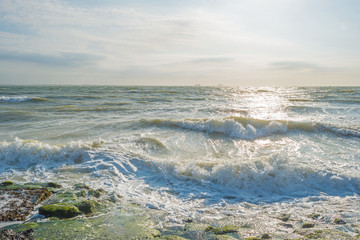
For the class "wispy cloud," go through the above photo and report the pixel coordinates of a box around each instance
[0,0,359,85]
[269,61,321,71]
[190,57,235,64]
[0,50,102,67]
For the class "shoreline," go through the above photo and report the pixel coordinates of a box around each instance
[1,181,359,240]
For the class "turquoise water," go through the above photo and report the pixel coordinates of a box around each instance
[0,86,359,235]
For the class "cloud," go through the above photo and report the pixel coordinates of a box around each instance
[190,57,235,64]
[269,61,321,71]
[0,51,102,67]
[0,0,359,86]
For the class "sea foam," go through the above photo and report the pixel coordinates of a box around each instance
[0,96,49,103]
[142,117,360,139]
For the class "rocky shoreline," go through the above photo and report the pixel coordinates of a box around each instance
[1,181,359,239]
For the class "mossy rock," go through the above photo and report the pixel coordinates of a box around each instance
[88,188,102,198]
[204,225,238,234]
[261,233,271,239]
[302,223,315,228]
[74,183,91,190]
[1,181,14,186]
[56,191,78,202]
[109,191,122,203]
[13,222,39,232]
[47,182,62,188]
[74,200,99,214]
[334,218,346,224]
[308,213,320,219]
[162,235,188,240]
[214,235,237,240]
[245,238,261,240]
[0,182,44,190]
[76,190,87,197]
[149,228,161,238]
[4,209,166,239]
[303,229,354,239]
[39,203,81,218]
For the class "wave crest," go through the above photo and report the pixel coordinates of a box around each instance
[141,117,360,139]
[0,96,49,103]
[0,138,104,168]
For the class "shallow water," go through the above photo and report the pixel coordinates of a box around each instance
[0,86,359,236]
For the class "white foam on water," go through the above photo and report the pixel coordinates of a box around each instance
[142,117,360,139]
[0,136,358,237]
[0,96,32,103]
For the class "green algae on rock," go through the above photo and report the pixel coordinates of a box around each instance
[204,225,238,234]
[47,182,62,188]
[73,183,91,190]
[74,200,100,214]
[88,188,102,198]
[23,209,163,240]
[161,235,188,240]
[261,233,271,239]
[214,234,238,240]
[297,229,357,239]
[0,181,14,186]
[54,191,78,202]
[39,203,81,219]
[76,190,87,197]
[334,218,346,224]
[12,222,39,232]
[302,223,315,228]
[308,213,320,220]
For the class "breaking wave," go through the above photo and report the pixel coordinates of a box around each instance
[0,138,104,169]
[141,117,360,139]
[0,96,49,103]
[0,138,359,204]
[150,156,360,201]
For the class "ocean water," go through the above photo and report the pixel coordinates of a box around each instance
[0,86,359,235]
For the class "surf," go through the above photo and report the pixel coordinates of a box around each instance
[140,116,360,139]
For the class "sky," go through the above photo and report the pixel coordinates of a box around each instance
[0,0,359,86]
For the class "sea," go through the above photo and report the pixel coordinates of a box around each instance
[0,85,359,236]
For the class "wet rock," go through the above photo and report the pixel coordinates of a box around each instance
[162,235,188,240]
[76,190,87,198]
[109,192,122,203]
[204,225,238,234]
[303,229,354,239]
[55,191,77,202]
[74,200,99,214]
[279,223,293,228]
[149,228,161,238]
[14,223,39,232]
[278,213,290,222]
[73,183,91,190]
[309,213,320,219]
[261,233,271,239]
[184,218,193,223]
[0,188,51,221]
[0,181,14,187]
[302,223,315,228]
[0,228,34,240]
[47,182,62,188]
[214,235,237,240]
[334,218,346,224]
[39,203,81,218]
[88,188,102,198]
